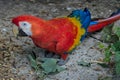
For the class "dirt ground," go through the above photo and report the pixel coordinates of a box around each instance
[0,0,120,80]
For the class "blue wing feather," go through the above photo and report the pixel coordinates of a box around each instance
[68,8,91,41]
[89,21,98,26]
[68,8,91,30]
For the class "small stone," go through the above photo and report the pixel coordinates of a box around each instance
[66,7,72,11]
[10,78,14,80]
[2,28,7,32]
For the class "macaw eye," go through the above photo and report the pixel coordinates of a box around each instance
[21,22,28,27]
[19,21,31,28]
[23,23,27,26]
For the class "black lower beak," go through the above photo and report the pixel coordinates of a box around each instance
[18,29,28,36]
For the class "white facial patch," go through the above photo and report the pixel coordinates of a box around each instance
[19,21,32,36]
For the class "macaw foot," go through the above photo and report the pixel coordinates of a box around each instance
[44,50,60,58]
[57,57,70,66]
[44,50,54,58]
[44,51,69,65]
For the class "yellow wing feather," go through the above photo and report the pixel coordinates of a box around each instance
[68,17,85,51]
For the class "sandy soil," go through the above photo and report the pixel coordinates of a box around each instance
[0,0,120,80]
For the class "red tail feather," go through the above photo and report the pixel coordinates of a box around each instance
[88,14,120,32]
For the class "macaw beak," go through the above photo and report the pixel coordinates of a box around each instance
[12,25,28,37]
[18,28,28,36]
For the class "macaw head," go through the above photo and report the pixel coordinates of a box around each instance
[12,15,45,37]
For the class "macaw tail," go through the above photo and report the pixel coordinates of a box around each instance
[88,9,120,33]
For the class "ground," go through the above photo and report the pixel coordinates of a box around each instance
[0,0,120,80]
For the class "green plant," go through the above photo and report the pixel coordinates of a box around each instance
[101,26,120,75]
[28,54,65,79]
